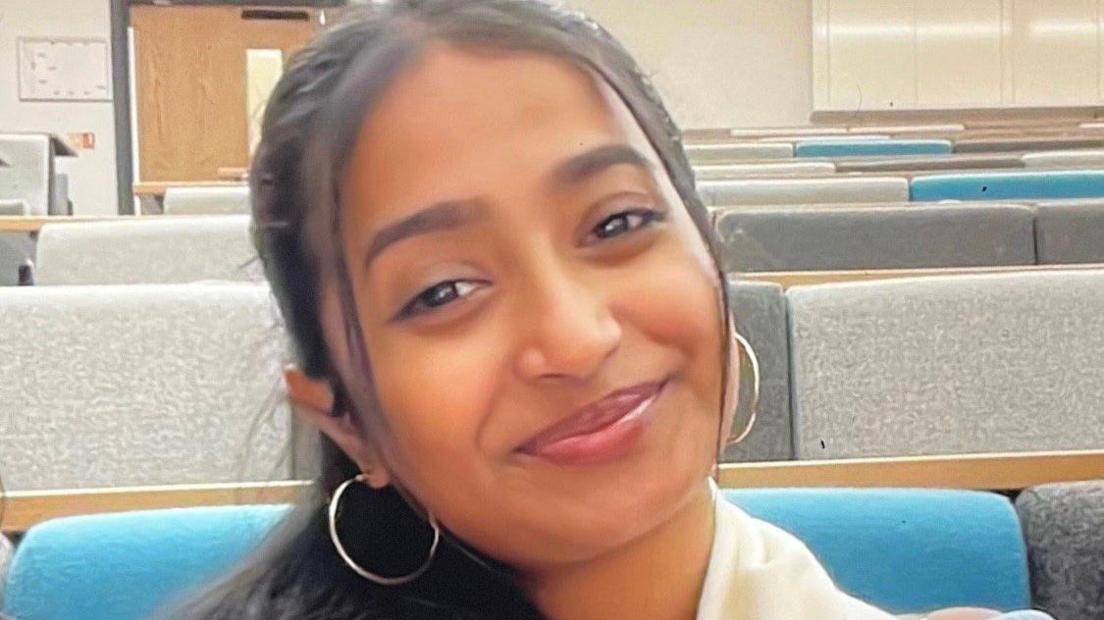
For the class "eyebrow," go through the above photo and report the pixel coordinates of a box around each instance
[362,198,484,268]
[550,144,654,186]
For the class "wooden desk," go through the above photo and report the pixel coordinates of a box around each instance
[4,451,1102,533]
[0,216,121,234]
[739,263,1104,290]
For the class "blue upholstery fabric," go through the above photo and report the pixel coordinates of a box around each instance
[911,170,1104,201]
[725,488,1032,615]
[4,492,1031,619]
[2,505,290,620]
[796,139,952,158]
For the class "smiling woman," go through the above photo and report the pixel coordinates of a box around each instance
[156,2,1021,620]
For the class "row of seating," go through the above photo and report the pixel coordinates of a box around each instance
[724,269,1104,464]
[697,170,1104,206]
[715,200,1104,272]
[683,119,1104,141]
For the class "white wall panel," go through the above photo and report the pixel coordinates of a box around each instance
[1007,0,1099,105]
[825,0,916,110]
[916,0,1002,106]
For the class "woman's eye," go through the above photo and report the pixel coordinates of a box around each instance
[590,208,663,242]
[398,280,484,319]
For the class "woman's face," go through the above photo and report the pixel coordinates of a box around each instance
[329,43,725,571]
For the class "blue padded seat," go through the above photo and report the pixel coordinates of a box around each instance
[2,505,290,620]
[911,170,1104,202]
[796,139,952,158]
[725,488,1031,615]
[4,491,1031,619]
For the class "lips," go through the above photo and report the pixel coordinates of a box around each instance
[518,380,666,466]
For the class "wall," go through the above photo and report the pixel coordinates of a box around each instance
[0,0,117,215]
[566,0,814,129]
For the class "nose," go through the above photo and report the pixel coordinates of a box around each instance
[513,258,622,384]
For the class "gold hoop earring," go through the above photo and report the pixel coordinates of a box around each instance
[328,473,441,586]
[726,331,760,447]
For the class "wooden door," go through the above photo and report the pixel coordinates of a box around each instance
[131,6,321,182]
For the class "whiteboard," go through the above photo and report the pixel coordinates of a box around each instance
[18,37,112,102]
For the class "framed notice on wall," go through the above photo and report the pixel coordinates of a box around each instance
[17,37,112,102]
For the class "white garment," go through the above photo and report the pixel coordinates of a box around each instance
[696,482,895,620]
[0,532,13,599]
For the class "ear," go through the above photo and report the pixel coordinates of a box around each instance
[283,365,392,489]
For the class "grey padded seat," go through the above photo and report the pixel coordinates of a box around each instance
[698,176,910,207]
[0,283,291,491]
[787,270,1104,459]
[727,127,847,139]
[0,199,28,215]
[0,134,51,215]
[34,215,262,285]
[722,278,791,462]
[1022,149,1104,168]
[685,143,793,164]
[714,203,1036,272]
[162,185,250,215]
[1032,200,1104,264]
[954,136,1104,153]
[1016,481,1104,620]
[0,232,34,286]
[694,162,835,181]
[834,154,1024,174]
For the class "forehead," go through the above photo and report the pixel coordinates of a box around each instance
[343,42,650,216]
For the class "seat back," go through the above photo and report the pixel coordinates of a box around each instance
[163,186,251,215]
[726,488,1031,614]
[1032,200,1104,264]
[694,161,835,180]
[954,136,1104,153]
[699,176,909,206]
[1022,149,1104,168]
[34,215,261,285]
[685,142,793,164]
[715,203,1036,272]
[0,284,291,491]
[786,270,1104,458]
[0,134,51,216]
[911,170,1104,201]
[795,139,952,158]
[2,505,290,620]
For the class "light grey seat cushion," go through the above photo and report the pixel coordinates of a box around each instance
[0,134,52,216]
[685,143,793,164]
[699,177,909,206]
[1022,149,1104,168]
[34,215,261,285]
[714,203,1036,272]
[0,283,291,491]
[787,270,1104,458]
[0,232,34,286]
[162,185,250,215]
[954,136,1104,153]
[1032,201,1104,265]
[1015,481,1104,620]
[694,161,835,181]
[722,279,791,462]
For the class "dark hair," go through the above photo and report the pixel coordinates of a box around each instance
[167,1,732,618]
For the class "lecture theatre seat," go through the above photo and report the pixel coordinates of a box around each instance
[1015,481,1104,620]
[1,490,1030,619]
[162,185,250,215]
[684,142,793,164]
[698,176,909,206]
[954,136,1104,154]
[910,170,1104,202]
[714,203,1036,272]
[1021,149,1104,168]
[833,154,1024,174]
[786,270,1104,459]
[1032,200,1104,264]
[794,139,952,158]
[693,161,835,180]
[0,284,291,491]
[723,279,791,462]
[33,215,262,285]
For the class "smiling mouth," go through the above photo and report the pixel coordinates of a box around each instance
[518,380,667,466]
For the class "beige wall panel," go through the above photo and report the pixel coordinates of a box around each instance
[1008,0,1099,105]
[916,0,1003,106]
[826,0,917,110]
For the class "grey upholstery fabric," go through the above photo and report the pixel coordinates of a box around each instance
[694,161,835,180]
[0,232,34,286]
[715,203,1036,272]
[0,200,27,215]
[685,143,793,164]
[34,215,262,285]
[0,134,52,216]
[834,154,1024,173]
[1033,200,1104,265]
[162,185,250,215]
[0,284,291,491]
[698,177,909,206]
[722,279,792,462]
[954,137,1104,153]
[787,270,1104,458]
[1016,481,1104,620]
[1022,149,1104,168]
